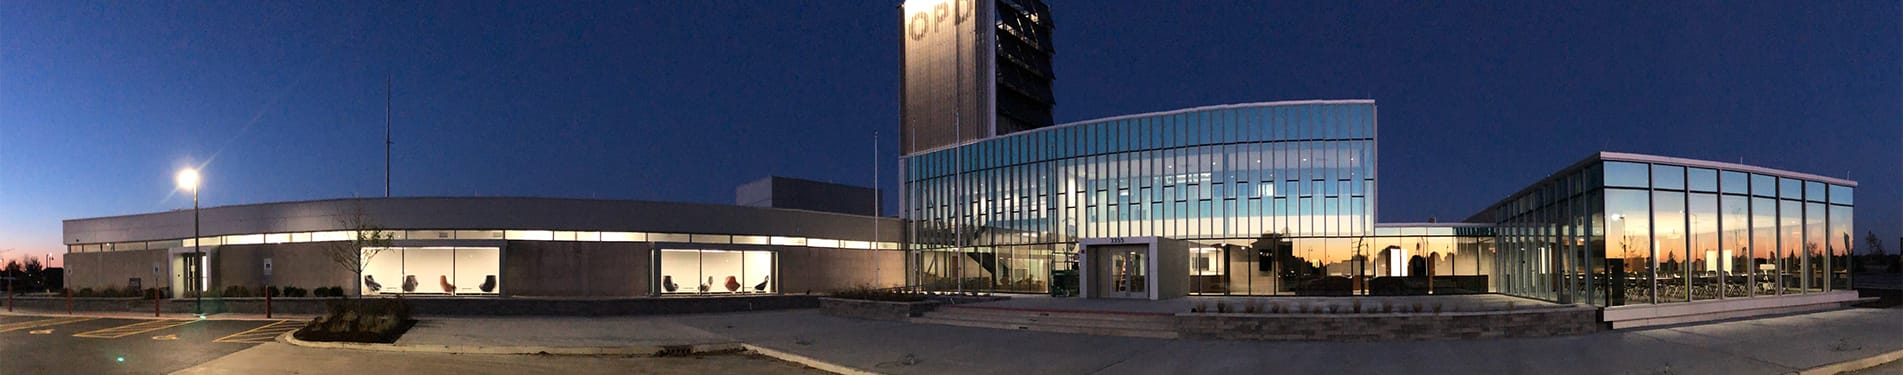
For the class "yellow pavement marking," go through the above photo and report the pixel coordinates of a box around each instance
[0,317,95,333]
[72,319,197,339]
[213,320,301,344]
[152,334,178,341]
[30,329,54,335]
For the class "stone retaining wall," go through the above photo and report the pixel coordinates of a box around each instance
[1176,305,1601,341]
[819,297,940,321]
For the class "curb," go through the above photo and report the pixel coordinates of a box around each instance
[277,330,743,356]
[1797,347,1903,375]
[743,344,880,375]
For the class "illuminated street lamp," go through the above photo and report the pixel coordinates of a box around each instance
[176,168,201,315]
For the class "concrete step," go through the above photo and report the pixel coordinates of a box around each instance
[911,316,1179,339]
[924,309,1176,331]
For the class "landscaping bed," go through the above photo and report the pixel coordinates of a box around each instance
[293,298,417,343]
[819,297,941,321]
[820,287,943,321]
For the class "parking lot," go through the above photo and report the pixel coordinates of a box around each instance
[0,314,301,374]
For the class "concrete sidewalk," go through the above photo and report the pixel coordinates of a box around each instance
[661,307,1903,374]
[258,304,1903,374]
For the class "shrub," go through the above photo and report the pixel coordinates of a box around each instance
[828,285,927,302]
[284,287,308,298]
[125,285,148,298]
[76,288,96,298]
[1243,301,1262,314]
[296,298,415,343]
[326,286,346,297]
[267,286,282,297]
[223,285,252,298]
[313,287,330,298]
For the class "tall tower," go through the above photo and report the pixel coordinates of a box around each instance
[898,0,1055,155]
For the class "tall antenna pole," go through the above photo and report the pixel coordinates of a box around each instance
[873,130,880,287]
[385,74,392,198]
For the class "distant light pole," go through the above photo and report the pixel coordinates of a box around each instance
[176,168,202,315]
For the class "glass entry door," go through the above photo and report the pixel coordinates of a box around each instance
[1096,247,1147,299]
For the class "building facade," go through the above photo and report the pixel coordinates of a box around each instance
[1480,152,1857,307]
[895,0,1858,319]
[63,197,903,298]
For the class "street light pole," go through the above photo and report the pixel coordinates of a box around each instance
[192,181,200,315]
[177,168,202,316]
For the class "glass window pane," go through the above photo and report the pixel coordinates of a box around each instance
[1605,162,1649,188]
[659,250,703,294]
[1805,181,1826,203]
[1779,178,1802,200]
[1751,174,1776,197]
[1829,185,1853,205]
[1752,198,1778,296]
[1652,165,1685,190]
[1721,171,1749,195]
[1805,202,1825,292]
[1828,205,1852,290]
[1688,193,1718,301]
[1780,200,1802,293]
[453,247,501,295]
[1653,190,1686,303]
[1687,168,1717,192]
[1605,189,1652,305]
[1720,195,1750,298]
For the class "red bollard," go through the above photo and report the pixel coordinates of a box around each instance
[265,286,272,319]
[6,281,13,312]
[153,289,161,317]
[66,288,73,315]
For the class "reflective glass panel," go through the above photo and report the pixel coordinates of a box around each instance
[1687,168,1717,192]
[1652,165,1686,190]
[1605,189,1652,305]
[1605,162,1650,188]
[1721,171,1749,195]
[1654,191,1687,302]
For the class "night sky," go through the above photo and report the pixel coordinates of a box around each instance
[3,1,1898,266]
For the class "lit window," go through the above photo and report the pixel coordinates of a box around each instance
[600,232,646,242]
[505,230,554,241]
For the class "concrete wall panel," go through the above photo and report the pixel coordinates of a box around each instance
[778,247,906,294]
[62,249,167,292]
[504,241,648,297]
[211,243,355,293]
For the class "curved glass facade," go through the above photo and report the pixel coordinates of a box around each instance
[903,100,1377,293]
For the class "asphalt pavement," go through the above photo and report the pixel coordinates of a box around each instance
[0,315,295,375]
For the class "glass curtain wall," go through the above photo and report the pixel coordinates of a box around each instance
[360,247,501,295]
[904,101,1377,294]
[1491,158,1853,307]
[658,249,775,294]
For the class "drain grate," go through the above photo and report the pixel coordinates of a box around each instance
[654,345,694,357]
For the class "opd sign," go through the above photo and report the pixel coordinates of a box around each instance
[906,0,977,41]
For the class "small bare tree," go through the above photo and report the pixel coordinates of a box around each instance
[323,206,394,298]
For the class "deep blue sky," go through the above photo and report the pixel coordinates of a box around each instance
[3,1,1898,266]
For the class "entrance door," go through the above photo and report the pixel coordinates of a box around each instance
[1096,247,1147,299]
[172,253,207,298]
